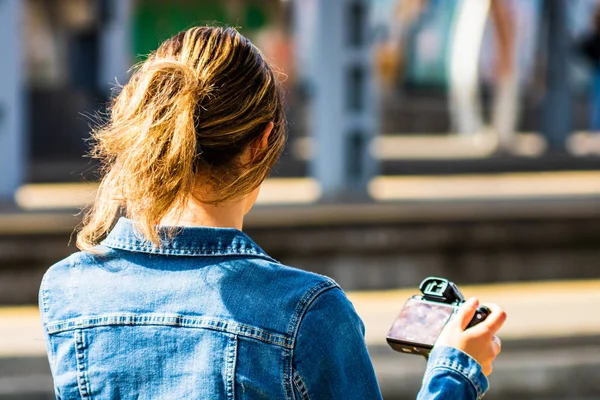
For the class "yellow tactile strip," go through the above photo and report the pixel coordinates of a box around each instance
[14,171,600,210]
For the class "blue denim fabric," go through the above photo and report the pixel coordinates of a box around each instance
[40,217,488,399]
[418,346,489,400]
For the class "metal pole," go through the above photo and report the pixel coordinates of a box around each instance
[304,0,378,202]
[541,0,571,152]
[99,0,133,92]
[0,0,24,202]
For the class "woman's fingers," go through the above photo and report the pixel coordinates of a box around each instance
[470,303,507,337]
[492,335,502,355]
[455,297,480,330]
[436,298,506,378]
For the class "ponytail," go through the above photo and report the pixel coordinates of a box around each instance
[77,26,286,251]
[78,60,203,250]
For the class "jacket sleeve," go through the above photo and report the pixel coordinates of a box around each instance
[417,346,489,400]
[291,286,383,400]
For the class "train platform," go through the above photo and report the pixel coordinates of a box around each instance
[1,174,599,397]
[2,174,600,303]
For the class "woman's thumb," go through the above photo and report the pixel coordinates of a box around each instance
[454,298,479,330]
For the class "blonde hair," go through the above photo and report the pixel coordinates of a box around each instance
[77,27,286,251]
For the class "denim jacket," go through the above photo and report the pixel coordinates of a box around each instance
[40,217,488,399]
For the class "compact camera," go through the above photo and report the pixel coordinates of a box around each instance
[386,277,490,357]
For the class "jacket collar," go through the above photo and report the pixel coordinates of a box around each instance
[101,217,275,261]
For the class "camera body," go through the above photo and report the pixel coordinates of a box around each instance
[386,277,490,357]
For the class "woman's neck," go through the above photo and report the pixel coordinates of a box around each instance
[159,196,247,230]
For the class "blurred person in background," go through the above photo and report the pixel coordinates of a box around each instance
[486,0,518,152]
[449,0,518,152]
[39,26,505,399]
[375,0,523,152]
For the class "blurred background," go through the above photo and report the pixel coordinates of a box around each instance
[1,0,600,398]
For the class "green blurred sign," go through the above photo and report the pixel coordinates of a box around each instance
[133,0,269,59]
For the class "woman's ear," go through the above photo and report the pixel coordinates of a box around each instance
[252,122,274,160]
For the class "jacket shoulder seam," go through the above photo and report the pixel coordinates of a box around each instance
[39,254,81,327]
[287,279,339,345]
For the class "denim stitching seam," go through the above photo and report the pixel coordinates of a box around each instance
[427,364,483,399]
[292,370,310,400]
[287,279,338,341]
[74,330,91,400]
[286,280,337,400]
[102,237,276,262]
[283,348,293,400]
[40,272,50,319]
[225,334,237,400]
[47,314,293,348]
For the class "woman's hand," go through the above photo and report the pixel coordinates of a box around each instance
[435,298,507,376]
